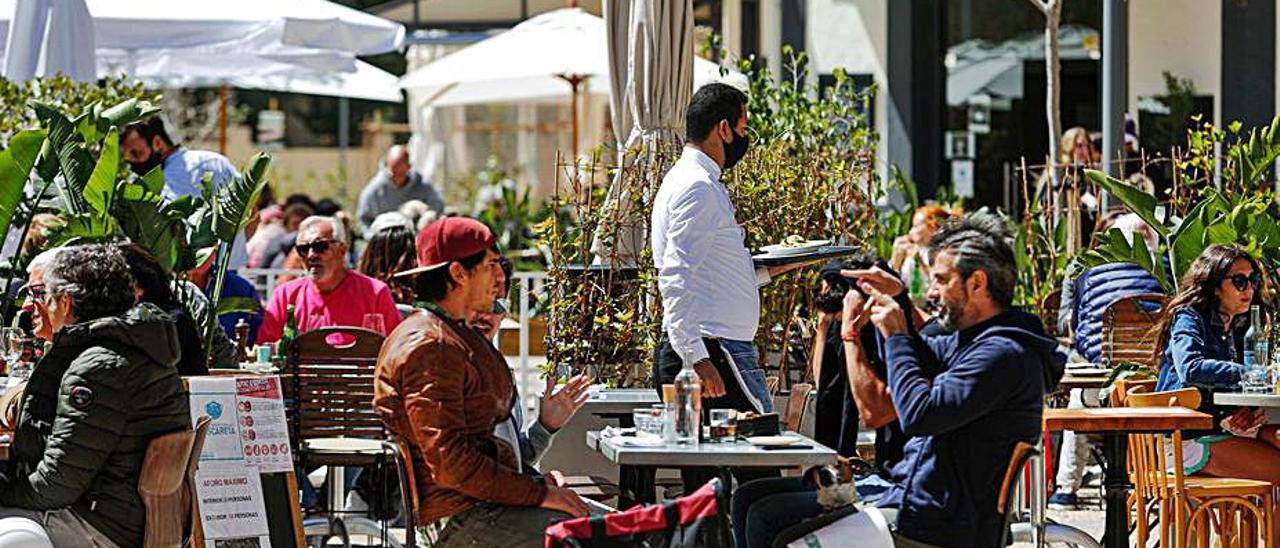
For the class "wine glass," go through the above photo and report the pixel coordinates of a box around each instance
[2,328,27,379]
[362,313,386,335]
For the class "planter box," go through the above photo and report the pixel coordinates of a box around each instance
[499,317,547,356]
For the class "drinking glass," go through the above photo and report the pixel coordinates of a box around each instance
[362,313,386,335]
[632,408,664,440]
[709,409,738,443]
[1,328,28,380]
[1,329,21,364]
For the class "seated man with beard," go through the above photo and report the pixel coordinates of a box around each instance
[731,253,908,548]
[778,213,1064,548]
[258,215,402,342]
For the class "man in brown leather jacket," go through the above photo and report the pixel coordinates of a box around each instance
[374,217,588,547]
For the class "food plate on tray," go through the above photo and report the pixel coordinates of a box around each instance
[759,236,831,257]
[752,245,860,267]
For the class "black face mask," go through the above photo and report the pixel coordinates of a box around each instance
[129,147,163,176]
[722,126,750,171]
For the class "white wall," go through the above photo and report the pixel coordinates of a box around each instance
[805,0,889,182]
[1128,0,1222,124]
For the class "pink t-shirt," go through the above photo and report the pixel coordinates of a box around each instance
[258,270,403,343]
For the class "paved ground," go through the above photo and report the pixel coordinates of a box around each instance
[1012,489,1109,547]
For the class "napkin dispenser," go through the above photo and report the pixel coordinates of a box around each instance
[736,412,781,437]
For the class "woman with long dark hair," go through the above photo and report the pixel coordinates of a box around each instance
[357,213,418,308]
[1151,244,1280,483]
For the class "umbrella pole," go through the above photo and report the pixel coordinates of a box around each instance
[218,85,229,155]
[570,76,581,165]
[557,73,585,167]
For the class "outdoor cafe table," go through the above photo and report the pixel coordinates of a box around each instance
[584,388,661,421]
[1044,406,1212,548]
[1213,392,1280,407]
[1214,392,1280,424]
[586,430,836,508]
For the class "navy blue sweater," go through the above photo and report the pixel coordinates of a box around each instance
[877,310,1064,548]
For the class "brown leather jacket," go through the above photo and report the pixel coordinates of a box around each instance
[373,308,547,524]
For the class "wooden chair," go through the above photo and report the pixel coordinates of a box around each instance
[783,383,813,433]
[1111,379,1159,546]
[285,327,387,461]
[1125,387,1274,548]
[1100,293,1167,368]
[997,442,1040,548]
[284,326,392,529]
[1038,289,1063,338]
[765,375,780,398]
[139,416,211,548]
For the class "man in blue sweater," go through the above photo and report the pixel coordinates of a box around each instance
[846,213,1064,547]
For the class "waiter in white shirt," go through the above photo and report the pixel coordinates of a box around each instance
[651,83,814,421]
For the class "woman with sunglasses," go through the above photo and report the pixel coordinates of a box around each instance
[1151,244,1280,484]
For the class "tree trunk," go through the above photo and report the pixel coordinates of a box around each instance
[1044,2,1063,229]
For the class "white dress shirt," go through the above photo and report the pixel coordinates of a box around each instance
[651,146,769,366]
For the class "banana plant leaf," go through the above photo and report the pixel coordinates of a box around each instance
[33,103,94,215]
[46,213,118,247]
[213,152,271,242]
[141,165,165,195]
[0,129,48,240]
[1084,169,1168,236]
[203,152,272,364]
[82,130,119,213]
[116,190,184,272]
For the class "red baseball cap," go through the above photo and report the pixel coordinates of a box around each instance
[396,217,496,278]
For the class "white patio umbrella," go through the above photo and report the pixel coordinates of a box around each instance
[0,0,404,57]
[400,6,742,161]
[2,0,95,81]
[595,0,695,264]
[0,0,405,150]
[401,7,600,161]
[99,52,402,103]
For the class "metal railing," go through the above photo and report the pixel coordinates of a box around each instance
[240,268,307,301]
[510,271,548,414]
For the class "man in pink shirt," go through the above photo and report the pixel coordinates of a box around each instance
[259,215,402,342]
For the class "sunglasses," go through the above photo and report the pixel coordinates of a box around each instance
[1228,272,1263,291]
[22,284,46,302]
[296,239,337,256]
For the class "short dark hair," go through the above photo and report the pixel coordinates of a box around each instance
[283,203,316,224]
[283,193,317,211]
[413,249,490,302]
[45,245,137,323]
[315,198,342,217]
[927,212,1017,308]
[685,83,748,143]
[122,116,174,148]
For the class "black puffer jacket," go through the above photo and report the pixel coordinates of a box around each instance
[1,303,191,548]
